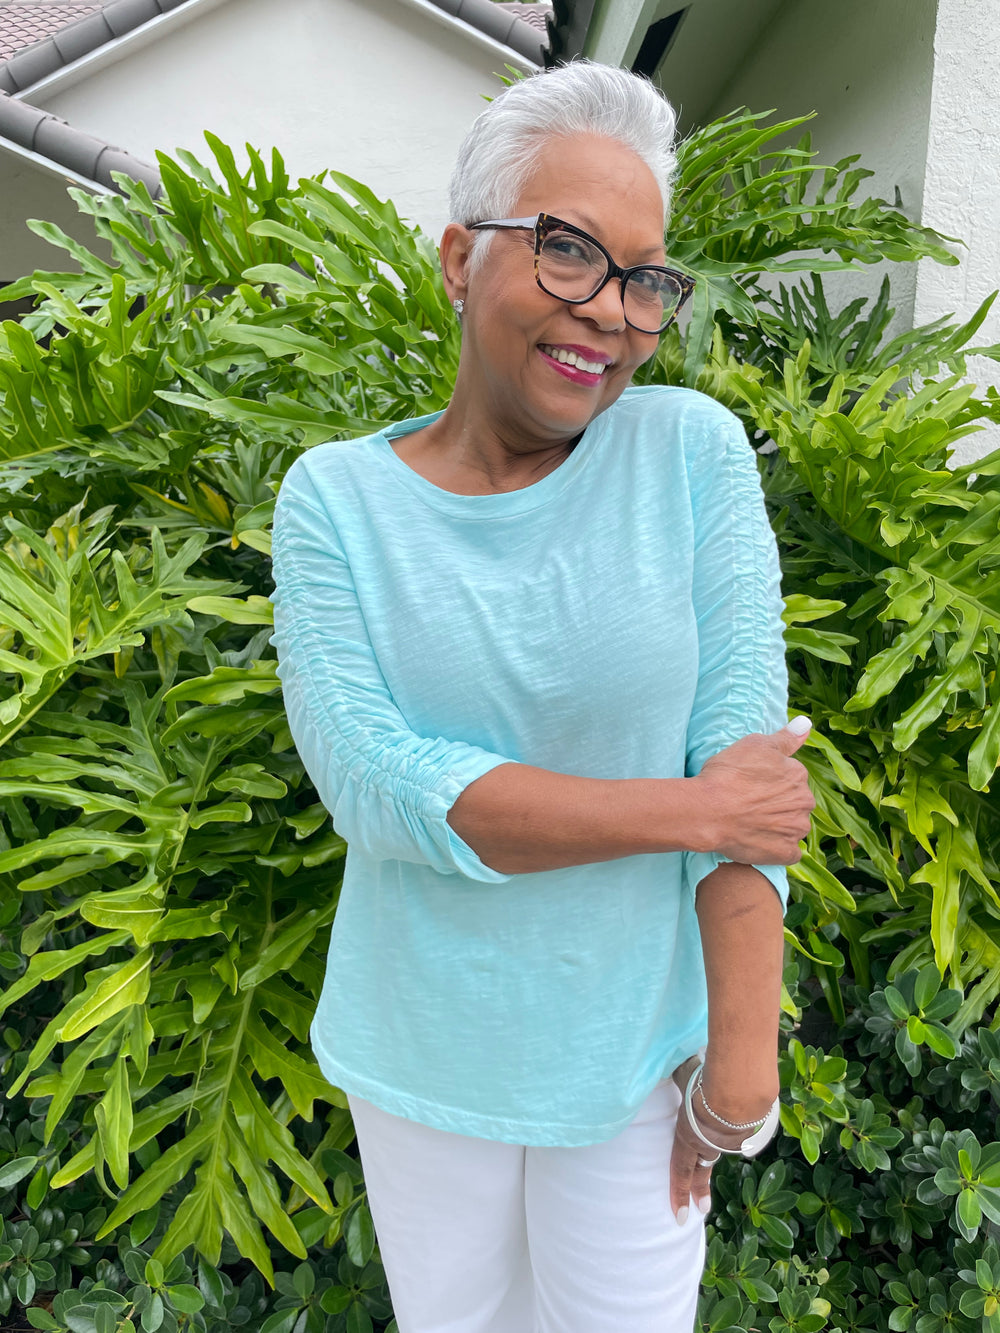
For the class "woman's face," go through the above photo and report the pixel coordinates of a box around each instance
[449,133,667,449]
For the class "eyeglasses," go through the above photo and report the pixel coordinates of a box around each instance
[467,212,695,335]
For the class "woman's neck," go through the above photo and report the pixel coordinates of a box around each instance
[389,408,581,496]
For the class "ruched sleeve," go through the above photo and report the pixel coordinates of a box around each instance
[681,419,790,906]
[269,458,515,882]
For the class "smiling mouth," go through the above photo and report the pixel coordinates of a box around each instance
[538,344,610,376]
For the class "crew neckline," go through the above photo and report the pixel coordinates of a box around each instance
[373,408,605,517]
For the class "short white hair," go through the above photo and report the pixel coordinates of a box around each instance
[448,61,678,270]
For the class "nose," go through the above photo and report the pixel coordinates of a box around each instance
[570,279,626,332]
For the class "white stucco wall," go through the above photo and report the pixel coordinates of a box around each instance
[672,0,997,462]
[22,0,530,246]
[0,147,108,279]
[913,0,1000,464]
[703,0,939,338]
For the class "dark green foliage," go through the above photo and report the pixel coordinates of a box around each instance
[694,963,1000,1332]
[0,109,998,1331]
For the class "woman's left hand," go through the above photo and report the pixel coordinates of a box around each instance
[669,1056,755,1224]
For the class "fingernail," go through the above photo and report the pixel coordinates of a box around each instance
[698,1195,712,1215]
[786,715,811,736]
[676,1206,689,1226]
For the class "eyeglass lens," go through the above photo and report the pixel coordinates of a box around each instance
[537,225,683,333]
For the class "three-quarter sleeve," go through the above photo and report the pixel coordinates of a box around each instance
[681,419,790,905]
[269,459,515,882]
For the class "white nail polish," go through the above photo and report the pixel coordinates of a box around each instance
[676,1206,689,1226]
[698,1195,712,1215]
[786,715,811,736]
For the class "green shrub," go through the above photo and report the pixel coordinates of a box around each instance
[0,110,998,1331]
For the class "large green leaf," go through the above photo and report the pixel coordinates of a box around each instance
[1,119,998,1301]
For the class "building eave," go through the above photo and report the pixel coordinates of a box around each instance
[0,130,112,193]
[3,0,233,102]
[0,0,551,197]
[419,0,548,65]
[0,91,161,194]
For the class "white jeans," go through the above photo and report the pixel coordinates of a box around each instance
[346,1079,705,1333]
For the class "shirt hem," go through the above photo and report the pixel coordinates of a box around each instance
[314,1017,709,1148]
[319,1058,638,1145]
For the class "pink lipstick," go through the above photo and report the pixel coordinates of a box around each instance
[538,343,611,386]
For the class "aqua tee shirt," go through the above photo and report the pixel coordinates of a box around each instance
[269,385,789,1146]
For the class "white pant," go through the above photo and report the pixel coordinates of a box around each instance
[347,1079,705,1333]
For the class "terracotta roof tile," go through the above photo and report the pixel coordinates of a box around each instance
[0,4,103,62]
[493,3,552,36]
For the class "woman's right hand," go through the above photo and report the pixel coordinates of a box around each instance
[693,720,815,865]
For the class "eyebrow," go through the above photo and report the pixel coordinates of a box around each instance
[569,212,666,262]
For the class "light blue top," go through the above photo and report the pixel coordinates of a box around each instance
[269,385,788,1147]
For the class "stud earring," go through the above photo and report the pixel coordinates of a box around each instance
[453,298,465,316]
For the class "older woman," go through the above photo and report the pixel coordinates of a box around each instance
[270,61,813,1333]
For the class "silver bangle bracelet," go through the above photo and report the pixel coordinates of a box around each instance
[695,1068,770,1132]
[683,1062,780,1159]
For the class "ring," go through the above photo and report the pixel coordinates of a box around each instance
[696,1154,719,1169]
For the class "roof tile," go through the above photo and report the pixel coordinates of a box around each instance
[53,10,114,61]
[104,0,161,38]
[493,3,552,36]
[0,4,103,62]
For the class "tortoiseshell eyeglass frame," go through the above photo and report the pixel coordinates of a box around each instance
[467,212,696,334]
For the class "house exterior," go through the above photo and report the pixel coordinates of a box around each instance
[0,0,546,284]
[566,0,999,463]
[1,0,996,458]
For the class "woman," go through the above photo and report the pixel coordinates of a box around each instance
[270,61,814,1333]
